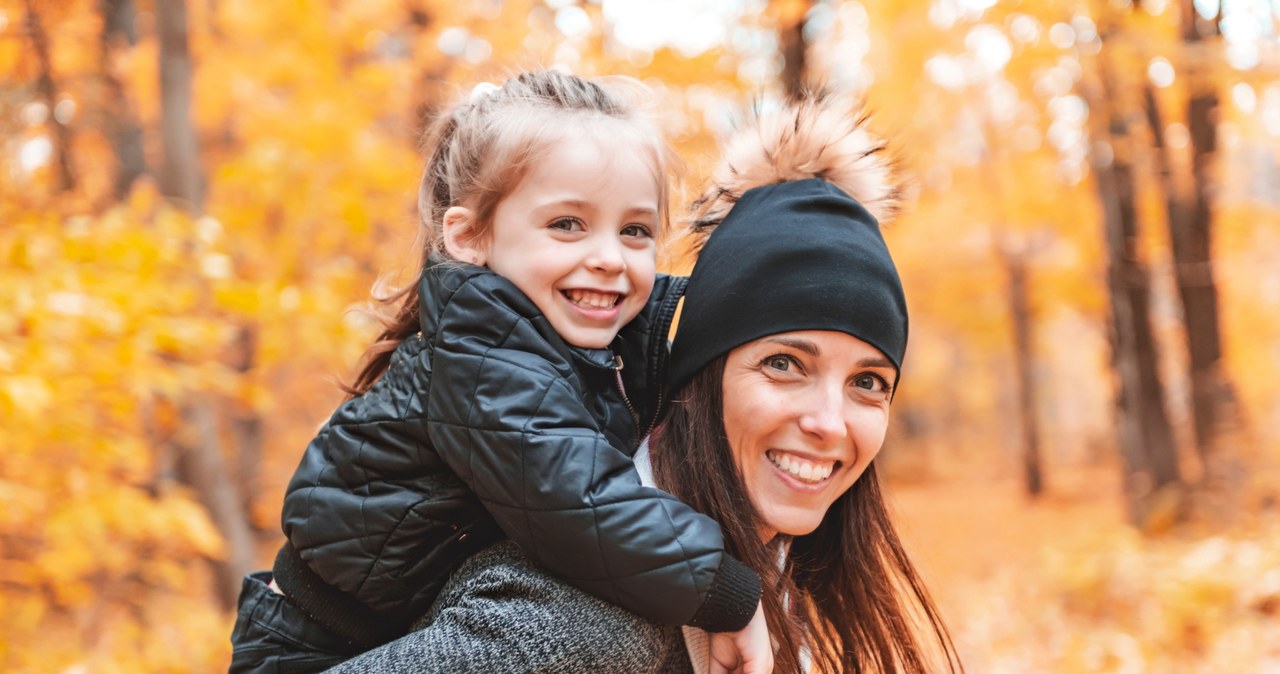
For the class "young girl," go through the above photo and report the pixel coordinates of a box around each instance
[228,71,769,673]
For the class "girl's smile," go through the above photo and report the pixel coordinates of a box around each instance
[447,130,661,350]
[562,288,625,314]
[563,289,622,308]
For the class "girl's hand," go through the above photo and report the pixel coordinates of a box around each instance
[708,602,773,674]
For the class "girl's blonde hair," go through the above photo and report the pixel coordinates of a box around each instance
[345,71,671,396]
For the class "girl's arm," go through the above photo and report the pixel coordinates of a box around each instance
[423,269,760,633]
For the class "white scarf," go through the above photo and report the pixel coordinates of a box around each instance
[633,441,714,674]
[633,441,812,674]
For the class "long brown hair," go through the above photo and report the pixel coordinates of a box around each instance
[651,359,963,674]
[343,70,672,396]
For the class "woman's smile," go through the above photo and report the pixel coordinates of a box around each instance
[765,449,839,485]
[722,330,894,540]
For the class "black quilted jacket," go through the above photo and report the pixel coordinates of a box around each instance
[272,263,760,649]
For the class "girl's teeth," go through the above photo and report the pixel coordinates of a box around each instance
[566,290,618,308]
[767,450,834,483]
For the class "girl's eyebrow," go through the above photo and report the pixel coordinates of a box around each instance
[535,198,592,212]
[534,200,657,218]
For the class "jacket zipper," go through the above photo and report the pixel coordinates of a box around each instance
[612,355,642,435]
[616,357,666,441]
[611,275,687,443]
[639,385,663,440]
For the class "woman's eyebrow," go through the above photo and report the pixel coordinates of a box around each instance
[759,339,894,368]
[857,356,895,369]
[761,337,818,355]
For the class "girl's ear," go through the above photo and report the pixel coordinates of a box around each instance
[441,206,487,265]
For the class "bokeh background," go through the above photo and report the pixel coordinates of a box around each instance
[3,0,1279,671]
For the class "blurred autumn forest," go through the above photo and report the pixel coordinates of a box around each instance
[3,0,1279,671]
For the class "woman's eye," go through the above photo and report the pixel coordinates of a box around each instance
[763,355,795,372]
[621,223,653,238]
[549,217,584,232]
[853,373,889,393]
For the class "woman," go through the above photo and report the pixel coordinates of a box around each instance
[324,94,963,674]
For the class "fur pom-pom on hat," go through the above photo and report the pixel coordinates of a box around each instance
[685,92,900,253]
[667,92,909,396]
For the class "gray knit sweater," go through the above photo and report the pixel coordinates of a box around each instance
[323,541,694,674]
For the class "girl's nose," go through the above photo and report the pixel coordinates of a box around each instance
[587,235,627,273]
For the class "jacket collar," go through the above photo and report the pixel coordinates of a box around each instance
[419,260,621,367]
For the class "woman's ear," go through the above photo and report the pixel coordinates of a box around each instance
[441,206,487,266]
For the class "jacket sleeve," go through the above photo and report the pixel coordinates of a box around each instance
[320,541,691,674]
[424,274,759,632]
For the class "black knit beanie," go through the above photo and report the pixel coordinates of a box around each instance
[667,178,908,395]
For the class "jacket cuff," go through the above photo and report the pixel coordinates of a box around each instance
[271,541,403,650]
[686,554,762,632]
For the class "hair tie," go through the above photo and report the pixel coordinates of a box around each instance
[469,82,500,104]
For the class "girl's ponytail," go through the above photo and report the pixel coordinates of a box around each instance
[341,104,464,397]
[340,282,420,398]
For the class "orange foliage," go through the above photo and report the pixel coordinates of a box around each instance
[894,463,1280,672]
[2,0,1278,671]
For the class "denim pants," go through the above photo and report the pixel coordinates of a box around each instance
[228,572,356,674]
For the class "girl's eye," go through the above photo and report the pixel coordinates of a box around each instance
[621,223,653,239]
[549,217,584,232]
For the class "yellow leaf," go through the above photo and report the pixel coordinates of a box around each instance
[2,375,54,417]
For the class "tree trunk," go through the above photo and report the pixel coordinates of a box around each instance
[229,325,268,535]
[1082,42,1183,527]
[99,0,146,201]
[778,1,811,101]
[156,0,253,606]
[172,401,256,610]
[157,0,203,211]
[1174,0,1236,473]
[1004,249,1044,497]
[24,0,76,192]
[973,104,1046,498]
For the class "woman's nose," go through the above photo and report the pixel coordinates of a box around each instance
[797,385,849,445]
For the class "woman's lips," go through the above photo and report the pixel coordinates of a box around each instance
[766,449,838,484]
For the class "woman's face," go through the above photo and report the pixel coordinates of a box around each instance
[721,330,896,541]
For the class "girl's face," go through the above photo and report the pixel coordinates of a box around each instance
[473,135,660,349]
[721,330,895,541]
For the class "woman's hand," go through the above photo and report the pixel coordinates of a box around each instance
[708,602,773,674]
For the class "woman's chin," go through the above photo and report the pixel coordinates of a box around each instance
[758,506,822,539]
